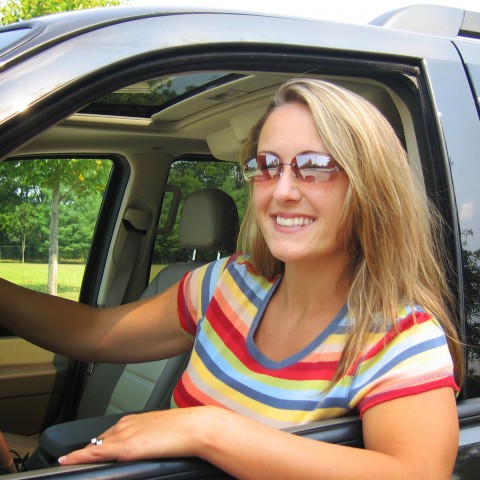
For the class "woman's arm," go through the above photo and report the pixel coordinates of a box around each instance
[59,386,458,479]
[0,277,191,363]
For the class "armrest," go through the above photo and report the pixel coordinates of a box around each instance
[26,413,135,469]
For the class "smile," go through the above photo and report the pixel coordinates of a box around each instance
[275,216,314,227]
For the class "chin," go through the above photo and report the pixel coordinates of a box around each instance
[270,249,313,264]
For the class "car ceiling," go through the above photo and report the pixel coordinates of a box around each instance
[13,71,402,164]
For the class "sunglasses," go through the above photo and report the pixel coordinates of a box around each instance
[243,153,344,183]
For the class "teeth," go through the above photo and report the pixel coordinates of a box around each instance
[275,216,314,227]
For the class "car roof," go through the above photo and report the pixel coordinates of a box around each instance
[0,8,191,68]
[2,3,480,71]
[0,6,300,70]
[1,4,478,164]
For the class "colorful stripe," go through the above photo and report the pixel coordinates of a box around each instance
[172,254,458,428]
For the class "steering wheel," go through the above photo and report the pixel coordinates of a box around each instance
[0,431,16,474]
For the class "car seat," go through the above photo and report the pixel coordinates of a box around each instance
[75,187,239,419]
[6,187,239,467]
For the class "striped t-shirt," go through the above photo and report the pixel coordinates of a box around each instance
[172,254,458,429]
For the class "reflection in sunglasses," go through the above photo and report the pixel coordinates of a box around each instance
[244,153,344,183]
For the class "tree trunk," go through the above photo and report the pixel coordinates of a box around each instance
[48,173,61,296]
[21,235,26,263]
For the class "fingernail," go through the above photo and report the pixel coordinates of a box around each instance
[58,456,66,464]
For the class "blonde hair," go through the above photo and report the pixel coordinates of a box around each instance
[238,78,464,386]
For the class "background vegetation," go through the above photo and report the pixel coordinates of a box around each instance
[0,158,112,294]
[0,157,248,298]
[0,0,122,25]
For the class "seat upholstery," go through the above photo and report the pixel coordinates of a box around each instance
[77,187,239,418]
[6,187,239,462]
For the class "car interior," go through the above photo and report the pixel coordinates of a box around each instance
[1,68,428,472]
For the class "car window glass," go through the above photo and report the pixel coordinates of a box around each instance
[0,157,113,335]
[447,53,480,385]
[81,72,244,118]
[151,158,248,281]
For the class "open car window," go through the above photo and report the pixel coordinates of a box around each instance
[0,157,113,309]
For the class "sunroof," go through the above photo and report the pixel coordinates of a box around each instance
[80,72,244,118]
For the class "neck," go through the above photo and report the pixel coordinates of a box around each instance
[278,256,351,324]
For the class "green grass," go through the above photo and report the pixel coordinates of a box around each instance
[0,262,85,301]
[0,262,168,301]
[149,264,166,281]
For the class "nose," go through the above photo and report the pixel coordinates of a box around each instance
[272,164,302,203]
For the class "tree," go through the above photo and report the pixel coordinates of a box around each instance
[463,229,480,364]
[60,194,103,262]
[0,160,47,260]
[0,158,111,294]
[0,203,40,262]
[35,159,111,294]
[0,0,122,25]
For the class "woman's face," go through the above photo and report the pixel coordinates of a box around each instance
[253,102,350,267]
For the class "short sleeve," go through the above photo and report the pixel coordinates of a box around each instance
[349,309,459,417]
[177,256,232,340]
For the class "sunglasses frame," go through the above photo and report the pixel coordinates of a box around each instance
[243,153,344,183]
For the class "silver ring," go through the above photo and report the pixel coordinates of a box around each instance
[90,437,104,446]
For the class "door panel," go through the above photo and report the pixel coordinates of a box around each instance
[0,338,69,435]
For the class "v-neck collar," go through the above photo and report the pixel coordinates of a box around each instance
[246,275,348,369]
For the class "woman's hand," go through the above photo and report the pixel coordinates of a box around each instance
[58,407,212,465]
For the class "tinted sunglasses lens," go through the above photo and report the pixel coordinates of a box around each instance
[244,158,265,181]
[295,154,339,183]
[243,158,257,181]
[244,155,278,182]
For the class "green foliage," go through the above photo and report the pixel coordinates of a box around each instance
[0,158,112,265]
[0,0,123,25]
[11,158,110,199]
[97,79,178,107]
[11,203,38,235]
[463,229,480,361]
[0,203,41,262]
[59,194,103,262]
[0,160,46,250]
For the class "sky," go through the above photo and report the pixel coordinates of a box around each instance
[129,0,480,25]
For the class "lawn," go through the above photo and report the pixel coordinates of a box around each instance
[0,262,167,301]
[0,262,85,301]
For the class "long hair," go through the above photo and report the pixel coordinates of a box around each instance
[237,78,464,386]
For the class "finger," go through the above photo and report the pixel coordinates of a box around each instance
[59,443,118,465]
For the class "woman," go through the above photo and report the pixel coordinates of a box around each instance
[0,79,463,478]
